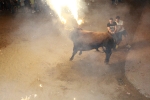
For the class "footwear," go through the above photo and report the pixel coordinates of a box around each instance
[126,44,131,49]
[116,45,119,49]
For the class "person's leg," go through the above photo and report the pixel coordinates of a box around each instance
[121,30,131,49]
[119,0,122,3]
[31,4,35,13]
[35,3,39,12]
[122,30,128,44]
[115,0,118,5]
[112,0,115,4]
[16,2,19,12]
[11,5,15,13]
[117,32,123,45]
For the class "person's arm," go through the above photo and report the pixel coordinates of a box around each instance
[107,23,114,34]
[111,22,117,34]
[107,27,114,34]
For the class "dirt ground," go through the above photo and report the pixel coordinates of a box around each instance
[125,1,150,98]
[0,0,150,100]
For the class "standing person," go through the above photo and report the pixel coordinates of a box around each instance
[30,0,35,13]
[118,0,123,3]
[13,0,18,12]
[24,0,30,12]
[10,0,15,13]
[34,0,40,12]
[17,0,20,7]
[1,0,5,10]
[115,0,118,5]
[20,0,25,12]
[107,18,117,49]
[115,16,130,49]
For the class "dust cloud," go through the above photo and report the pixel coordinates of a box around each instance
[1,0,148,100]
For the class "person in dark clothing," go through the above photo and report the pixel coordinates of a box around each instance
[118,0,123,3]
[111,0,115,5]
[107,18,117,35]
[0,0,2,10]
[10,0,15,13]
[34,0,40,12]
[107,18,117,49]
[24,0,30,8]
[13,0,18,12]
[112,0,122,5]
[1,0,6,10]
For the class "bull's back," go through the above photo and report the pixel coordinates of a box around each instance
[77,31,111,44]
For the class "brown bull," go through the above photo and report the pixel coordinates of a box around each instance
[70,28,115,64]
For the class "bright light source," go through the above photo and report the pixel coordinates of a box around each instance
[47,0,83,25]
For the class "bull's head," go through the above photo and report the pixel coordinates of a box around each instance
[70,27,83,41]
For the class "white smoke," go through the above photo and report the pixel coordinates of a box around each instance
[45,0,88,26]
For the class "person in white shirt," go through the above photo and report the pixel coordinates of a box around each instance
[115,16,130,49]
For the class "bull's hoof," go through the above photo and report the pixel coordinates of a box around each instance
[105,62,109,64]
[70,58,73,61]
[104,60,109,64]
[79,52,82,55]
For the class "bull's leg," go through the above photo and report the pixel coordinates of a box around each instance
[70,50,78,61]
[104,47,112,64]
[79,51,82,55]
[70,46,78,61]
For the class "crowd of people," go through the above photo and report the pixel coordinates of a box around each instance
[0,0,48,13]
[0,0,124,14]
